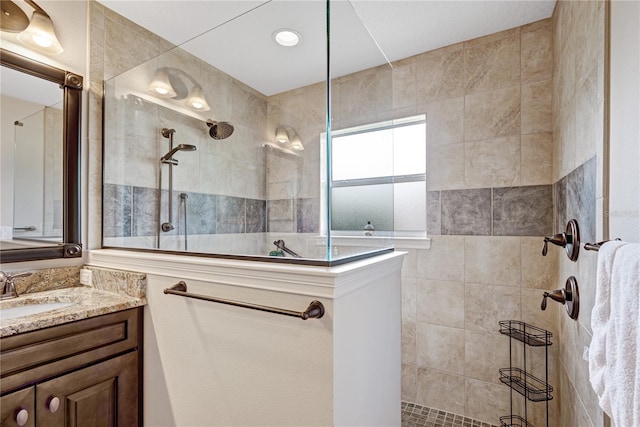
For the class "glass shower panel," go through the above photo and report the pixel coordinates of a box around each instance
[102,1,396,264]
[327,1,394,260]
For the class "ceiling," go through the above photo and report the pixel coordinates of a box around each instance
[99,0,557,96]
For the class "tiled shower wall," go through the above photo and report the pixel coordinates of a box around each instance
[552,1,606,427]
[92,2,320,254]
[392,20,558,424]
[274,17,560,424]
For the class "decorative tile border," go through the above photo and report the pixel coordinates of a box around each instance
[434,184,553,236]
[104,184,316,238]
[402,402,498,427]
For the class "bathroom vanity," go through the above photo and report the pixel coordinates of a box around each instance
[0,308,142,426]
[0,270,146,427]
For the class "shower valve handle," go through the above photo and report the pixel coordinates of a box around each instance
[541,289,566,310]
[542,232,568,256]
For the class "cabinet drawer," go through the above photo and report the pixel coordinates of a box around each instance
[1,308,141,394]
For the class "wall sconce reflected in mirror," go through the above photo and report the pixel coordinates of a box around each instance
[1,0,64,55]
[148,67,210,112]
[274,125,304,151]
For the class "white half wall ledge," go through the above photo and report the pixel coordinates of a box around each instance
[87,249,406,299]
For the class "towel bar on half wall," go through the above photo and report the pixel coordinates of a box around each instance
[584,238,622,251]
[163,281,325,320]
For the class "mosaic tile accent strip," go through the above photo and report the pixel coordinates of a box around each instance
[401,402,498,427]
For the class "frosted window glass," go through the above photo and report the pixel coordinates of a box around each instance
[393,124,426,175]
[331,185,393,231]
[332,129,393,180]
[394,182,426,231]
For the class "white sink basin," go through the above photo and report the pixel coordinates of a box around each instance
[1,302,74,321]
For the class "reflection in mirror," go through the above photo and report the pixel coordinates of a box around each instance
[0,49,82,262]
[3,67,64,243]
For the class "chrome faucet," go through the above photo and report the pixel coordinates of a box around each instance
[0,271,32,300]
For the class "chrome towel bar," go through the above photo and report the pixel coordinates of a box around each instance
[163,281,325,320]
[584,238,621,251]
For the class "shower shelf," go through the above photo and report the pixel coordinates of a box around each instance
[499,320,552,347]
[499,368,553,402]
[499,320,552,427]
[499,415,534,427]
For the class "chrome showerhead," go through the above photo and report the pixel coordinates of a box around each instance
[206,120,234,140]
[160,143,197,163]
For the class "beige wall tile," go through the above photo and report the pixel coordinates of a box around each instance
[465,331,510,383]
[464,377,511,423]
[417,368,465,415]
[415,46,465,103]
[416,236,465,281]
[392,58,417,109]
[400,249,419,279]
[465,27,520,49]
[424,97,464,147]
[521,20,553,83]
[521,236,557,289]
[464,135,521,188]
[427,143,465,191]
[416,323,465,374]
[402,321,417,364]
[576,249,598,333]
[574,324,604,426]
[521,287,559,335]
[464,85,521,141]
[522,79,552,134]
[559,313,578,385]
[521,133,553,186]
[465,34,521,94]
[402,363,418,403]
[465,283,521,334]
[575,64,599,166]
[416,280,465,328]
[464,236,522,286]
[402,277,417,322]
[104,14,164,80]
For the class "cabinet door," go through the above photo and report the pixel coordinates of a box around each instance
[1,387,35,427]
[35,351,139,427]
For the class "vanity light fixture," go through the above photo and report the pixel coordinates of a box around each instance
[274,125,304,151]
[147,67,210,112]
[1,0,64,55]
[275,126,290,144]
[148,69,178,98]
[272,29,301,47]
[186,84,210,111]
[289,134,304,151]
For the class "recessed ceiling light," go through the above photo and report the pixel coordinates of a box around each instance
[273,29,301,47]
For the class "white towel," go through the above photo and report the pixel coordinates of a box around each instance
[589,241,640,427]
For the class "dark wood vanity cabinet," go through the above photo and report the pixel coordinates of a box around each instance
[0,308,142,426]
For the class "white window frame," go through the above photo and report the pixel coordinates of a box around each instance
[320,114,431,248]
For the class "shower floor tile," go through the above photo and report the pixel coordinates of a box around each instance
[401,402,499,427]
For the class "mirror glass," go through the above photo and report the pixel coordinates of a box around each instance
[1,65,64,248]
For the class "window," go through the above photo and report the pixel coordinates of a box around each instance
[324,115,426,237]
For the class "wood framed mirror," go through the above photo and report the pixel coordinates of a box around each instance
[0,48,82,263]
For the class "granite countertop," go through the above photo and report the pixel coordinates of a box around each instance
[0,266,147,338]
